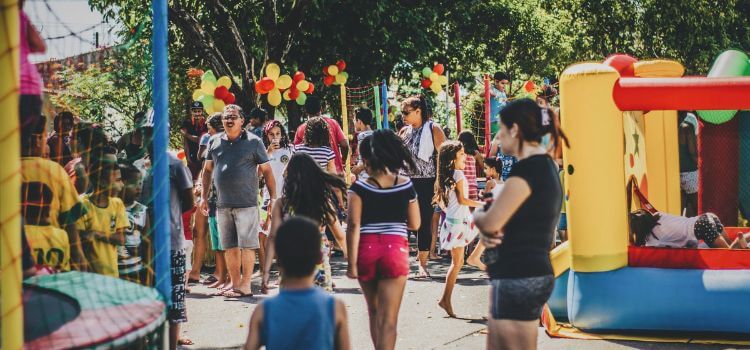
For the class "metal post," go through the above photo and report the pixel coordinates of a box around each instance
[373,84,381,130]
[454,81,462,134]
[484,75,491,157]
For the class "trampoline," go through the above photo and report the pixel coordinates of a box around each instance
[23,271,166,349]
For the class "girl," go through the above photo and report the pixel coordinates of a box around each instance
[481,157,504,198]
[630,209,747,249]
[399,95,446,279]
[473,98,569,349]
[262,153,347,293]
[346,130,420,350]
[295,116,336,174]
[457,131,483,201]
[436,141,483,317]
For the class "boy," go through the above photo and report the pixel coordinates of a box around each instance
[351,108,374,181]
[245,217,350,350]
[117,163,150,284]
[489,72,509,135]
[23,183,71,272]
[77,159,128,277]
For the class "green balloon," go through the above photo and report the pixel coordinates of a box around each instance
[296,92,307,105]
[422,67,432,78]
[202,70,217,84]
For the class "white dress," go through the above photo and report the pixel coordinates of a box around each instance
[439,170,480,250]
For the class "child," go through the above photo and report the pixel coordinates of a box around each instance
[263,153,347,293]
[436,141,483,317]
[295,117,336,173]
[77,159,128,277]
[457,131,482,201]
[245,217,351,350]
[261,120,294,243]
[630,209,747,249]
[117,163,149,284]
[201,114,229,290]
[481,157,504,198]
[351,108,374,181]
[23,183,71,272]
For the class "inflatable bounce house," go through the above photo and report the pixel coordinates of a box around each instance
[545,51,750,343]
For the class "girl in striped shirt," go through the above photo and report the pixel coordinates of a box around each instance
[295,116,336,174]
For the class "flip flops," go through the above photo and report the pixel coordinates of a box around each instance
[223,289,253,298]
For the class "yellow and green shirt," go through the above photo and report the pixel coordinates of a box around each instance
[77,195,128,277]
[25,224,70,271]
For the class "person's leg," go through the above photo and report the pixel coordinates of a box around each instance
[429,210,440,259]
[487,319,538,350]
[413,178,436,278]
[216,208,240,293]
[189,209,208,281]
[359,279,380,347]
[237,249,256,293]
[168,250,190,349]
[439,247,464,317]
[258,233,267,278]
[210,251,228,287]
[235,207,260,295]
[466,240,486,270]
[376,277,407,350]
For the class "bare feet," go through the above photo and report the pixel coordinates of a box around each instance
[415,265,431,279]
[466,256,486,271]
[438,299,456,318]
[429,252,439,260]
[178,338,194,346]
[207,279,227,289]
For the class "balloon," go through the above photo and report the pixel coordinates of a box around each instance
[305,83,314,94]
[255,82,264,94]
[224,93,236,104]
[259,77,275,93]
[192,90,206,101]
[293,71,306,82]
[202,70,217,84]
[430,79,442,93]
[323,66,331,75]
[265,63,280,80]
[213,99,226,112]
[205,105,216,114]
[268,88,282,106]
[524,80,536,92]
[296,80,310,92]
[289,88,300,100]
[197,94,214,106]
[433,63,445,75]
[276,74,293,90]
[429,72,438,81]
[327,65,339,76]
[296,92,307,105]
[438,75,448,85]
[201,80,216,94]
[422,67,432,78]
[214,86,229,99]
[421,78,431,89]
[323,75,336,86]
[217,76,232,88]
[336,72,348,85]
[336,60,346,72]
[283,89,291,101]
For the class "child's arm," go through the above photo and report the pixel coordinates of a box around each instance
[244,304,264,350]
[327,215,347,258]
[351,163,364,176]
[345,192,361,278]
[455,178,483,208]
[334,299,351,350]
[484,180,495,196]
[95,228,126,246]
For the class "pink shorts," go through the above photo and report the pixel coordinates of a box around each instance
[357,234,410,282]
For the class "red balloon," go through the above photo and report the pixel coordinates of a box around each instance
[336,59,346,72]
[259,77,275,93]
[254,82,264,94]
[224,93,236,104]
[323,66,331,76]
[524,80,536,93]
[433,63,445,75]
[323,75,335,86]
[421,78,432,89]
[293,71,306,82]
[305,83,315,94]
[214,86,229,99]
[289,87,300,100]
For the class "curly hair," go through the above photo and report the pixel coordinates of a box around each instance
[303,116,331,147]
[262,120,290,148]
[359,129,416,174]
[282,153,346,226]
[436,141,463,207]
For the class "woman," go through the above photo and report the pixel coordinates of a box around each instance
[473,98,568,350]
[346,130,420,349]
[399,95,446,279]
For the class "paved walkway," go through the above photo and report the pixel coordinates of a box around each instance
[180,256,744,349]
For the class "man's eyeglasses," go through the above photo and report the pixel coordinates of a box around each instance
[222,115,240,121]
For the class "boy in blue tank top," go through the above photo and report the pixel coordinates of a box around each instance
[245,217,351,350]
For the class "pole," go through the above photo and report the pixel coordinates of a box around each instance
[454,81,462,134]
[340,84,351,183]
[484,75,491,157]
[381,80,388,129]
[373,84,381,130]
[152,0,171,305]
[445,71,451,133]
[0,1,23,348]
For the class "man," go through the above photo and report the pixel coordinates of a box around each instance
[489,72,509,135]
[180,101,208,179]
[294,96,349,176]
[47,111,74,166]
[351,108,373,181]
[245,107,268,139]
[200,104,276,297]
[115,111,147,162]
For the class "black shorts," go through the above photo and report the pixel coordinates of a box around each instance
[490,275,554,321]
[694,213,723,244]
[168,249,188,324]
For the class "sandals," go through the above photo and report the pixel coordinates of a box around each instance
[201,275,218,285]
[223,289,253,298]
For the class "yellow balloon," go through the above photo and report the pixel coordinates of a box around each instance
[296,80,310,92]
[205,104,216,114]
[265,63,281,80]
[430,80,442,93]
[268,88,282,106]
[192,90,206,101]
[328,65,339,76]
[283,89,291,101]
[335,74,347,85]
[201,80,216,94]
[429,72,439,81]
[276,75,293,90]
[438,75,448,85]
[213,99,226,112]
[217,76,232,89]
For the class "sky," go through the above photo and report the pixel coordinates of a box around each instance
[24,0,119,63]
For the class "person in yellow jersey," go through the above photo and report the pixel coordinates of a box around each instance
[77,152,127,277]
[21,115,88,270]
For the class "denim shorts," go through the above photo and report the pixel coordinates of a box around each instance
[490,275,554,321]
[216,207,260,249]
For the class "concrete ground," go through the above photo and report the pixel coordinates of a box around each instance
[180,255,748,350]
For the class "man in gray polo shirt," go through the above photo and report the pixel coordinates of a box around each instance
[200,104,276,297]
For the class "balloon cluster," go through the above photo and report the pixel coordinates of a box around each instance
[420,63,448,93]
[323,60,348,86]
[255,64,315,106]
[192,70,236,114]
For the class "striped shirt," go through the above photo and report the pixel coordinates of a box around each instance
[348,178,417,237]
[295,145,335,169]
[464,155,479,200]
